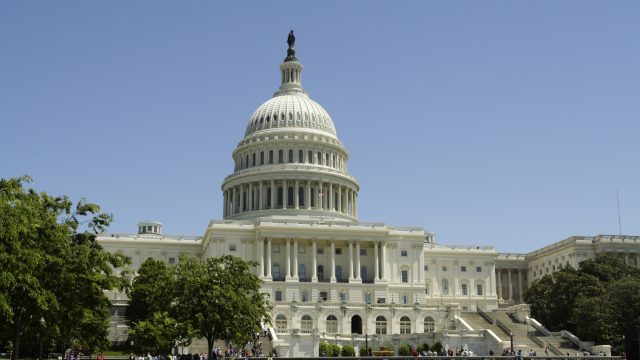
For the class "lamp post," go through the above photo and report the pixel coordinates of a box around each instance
[39,317,45,360]
[365,333,368,356]
[509,331,514,354]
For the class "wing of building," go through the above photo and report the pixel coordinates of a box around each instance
[98,34,636,357]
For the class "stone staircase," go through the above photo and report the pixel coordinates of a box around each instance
[490,310,546,354]
[460,312,510,341]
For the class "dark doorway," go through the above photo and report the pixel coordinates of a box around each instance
[351,315,362,334]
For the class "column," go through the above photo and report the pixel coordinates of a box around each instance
[517,269,523,303]
[230,187,235,215]
[248,183,253,211]
[240,185,245,212]
[312,240,318,281]
[356,241,361,280]
[258,238,264,278]
[337,185,342,214]
[223,190,227,217]
[306,181,311,210]
[330,240,336,282]
[329,182,334,211]
[354,193,358,218]
[286,239,291,280]
[258,182,264,210]
[497,269,503,301]
[294,180,299,209]
[381,242,387,281]
[267,238,272,279]
[349,241,354,280]
[374,242,379,280]
[282,180,288,209]
[507,269,513,301]
[270,180,276,209]
[293,240,299,280]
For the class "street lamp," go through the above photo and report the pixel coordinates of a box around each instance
[39,317,45,360]
[509,331,514,354]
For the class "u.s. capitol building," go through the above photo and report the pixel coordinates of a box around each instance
[99,33,638,357]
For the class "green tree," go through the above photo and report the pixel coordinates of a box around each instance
[128,312,178,355]
[0,176,128,359]
[173,255,271,360]
[340,343,355,356]
[126,258,174,324]
[398,343,411,356]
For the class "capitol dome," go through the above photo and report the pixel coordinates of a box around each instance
[221,32,359,222]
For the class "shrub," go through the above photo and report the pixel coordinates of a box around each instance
[417,343,429,353]
[359,346,372,356]
[431,342,443,354]
[330,343,342,357]
[341,344,355,357]
[319,342,332,357]
[398,343,412,356]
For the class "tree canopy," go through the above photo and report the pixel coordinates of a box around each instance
[525,254,640,354]
[0,176,129,359]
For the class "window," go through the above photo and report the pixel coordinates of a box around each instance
[269,151,274,164]
[298,149,303,163]
[375,316,387,335]
[425,285,430,295]
[461,283,468,296]
[335,265,343,280]
[168,257,175,264]
[229,244,236,252]
[377,298,386,304]
[424,317,435,332]
[339,291,346,301]
[273,245,280,253]
[476,266,482,272]
[288,149,293,163]
[335,248,342,255]
[301,290,309,302]
[476,284,483,296]
[360,248,367,256]
[361,266,367,280]
[252,153,256,166]
[442,279,449,295]
[278,150,283,163]
[272,264,281,279]
[365,292,372,304]
[317,265,324,280]
[260,151,264,165]
[319,291,328,301]
[461,266,467,272]
[298,264,306,278]
[298,246,306,254]
[317,152,322,165]
[402,295,409,304]
[400,316,411,334]
[275,315,287,332]
[442,265,448,271]
[401,270,409,283]
[424,265,429,271]
[275,291,283,302]
[308,150,313,164]
[401,250,408,257]
[326,315,338,333]
[317,246,324,254]
[301,315,313,332]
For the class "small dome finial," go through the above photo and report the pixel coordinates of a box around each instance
[285,30,297,62]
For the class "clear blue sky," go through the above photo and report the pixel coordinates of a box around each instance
[1,1,639,253]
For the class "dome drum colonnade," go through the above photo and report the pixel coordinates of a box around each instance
[221,34,359,222]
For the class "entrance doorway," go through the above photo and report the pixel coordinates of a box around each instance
[351,315,362,334]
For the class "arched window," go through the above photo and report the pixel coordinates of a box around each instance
[275,315,287,332]
[326,315,338,333]
[298,149,303,163]
[260,151,264,165]
[298,264,306,279]
[298,187,304,207]
[375,316,387,335]
[288,149,294,163]
[325,153,329,166]
[269,151,274,164]
[424,316,435,333]
[317,152,322,165]
[278,150,283,163]
[272,264,281,279]
[336,265,343,281]
[287,186,294,207]
[301,315,313,332]
[252,153,256,167]
[308,150,313,164]
[442,279,449,295]
[400,316,411,334]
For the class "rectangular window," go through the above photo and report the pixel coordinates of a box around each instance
[168,257,175,264]
[272,245,280,253]
[301,291,309,302]
[425,286,429,295]
[298,246,305,254]
[402,295,409,304]
[229,244,236,252]
[360,248,367,256]
[365,292,372,304]
[476,266,482,272]
[317,246,324,254]
[339,292,346,301]
[319,291,328,301]
[377,298,386,304]
[476,284,483,296]
[424,265,429,271]
[401,270,409,283]
[335,248,342,255]
[461,284,468,295]
[275,291,282,302]
[461,266,467,272]
[278,150,283,163]
[401,250,408,257]
[260,152,264,165]
[269,151,274,164]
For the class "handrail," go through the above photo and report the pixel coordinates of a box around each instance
[547,342,564,356]
[477,307,494,324]
[561,330,585,350]
[527,332,544,348]
[495,319,513,337]
[529,318,551,336]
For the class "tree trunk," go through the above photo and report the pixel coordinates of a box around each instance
[207,337,213,360]
[11,308,23,360]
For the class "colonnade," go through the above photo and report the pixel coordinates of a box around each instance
[223,179,358,218]
[257,238,387,282]
[496,268,527,303]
